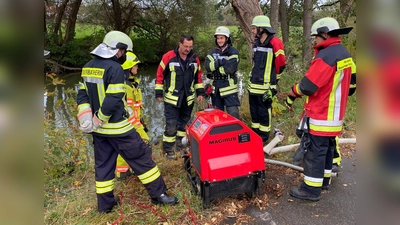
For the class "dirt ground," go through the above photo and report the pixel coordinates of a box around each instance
[193,141,357,225]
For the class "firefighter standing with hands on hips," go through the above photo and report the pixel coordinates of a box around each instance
[155,34,204,160]
[204,26,240,119]
[76,31,178,213]
[247,15,286,145]
[287,17,354,201]
[115,52,150,180]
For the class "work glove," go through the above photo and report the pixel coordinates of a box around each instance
[204,83,213,97]
[285,95,296,111]
[262,89,277,104]
[92,113,105,131]
[77,108,93,133]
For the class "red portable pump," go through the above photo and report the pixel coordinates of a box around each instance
[183,108,266,206]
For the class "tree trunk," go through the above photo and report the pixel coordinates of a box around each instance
[279,0,289,48]
[302,0,313,64]
[111,0,123,31]
[279,0,291,63]
[339,0,354,25]
[231,0,262,60]
[63,0,82,44]
[53,0,69,40]
[270,0,279,33]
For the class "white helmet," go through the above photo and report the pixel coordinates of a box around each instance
[214,26,231,38]
[91,31,133,58]
[311,17,353,36]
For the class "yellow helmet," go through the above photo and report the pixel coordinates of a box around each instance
[121,52,141,70]
[311,17,353,36]
[251,15,275,34]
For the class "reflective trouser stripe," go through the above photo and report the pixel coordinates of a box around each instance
[177,130,186,138]
[251,122,260,129]
[138,166,161,184]
[163,134,175,143]
[96,180,114,194]
[304,175,323,187]
[324,169,332,178]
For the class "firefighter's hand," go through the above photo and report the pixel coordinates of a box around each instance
[92,113,104,131]
[285,95,296,111]
[197,95,203,102]
[77,108,93,133]
[289,84,302,98]
[156,97,163,102]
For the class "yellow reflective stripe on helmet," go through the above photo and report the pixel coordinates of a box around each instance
[163,134,175,143]
[106,83,125,94]
[96,179,114,194]
[177,130,186,137]
[138,166,161,184]
[155,84,163,91]
[304,175,323,187]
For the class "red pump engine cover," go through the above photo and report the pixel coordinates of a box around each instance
[186,108,266,182]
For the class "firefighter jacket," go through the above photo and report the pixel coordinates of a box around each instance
[155,47,204,107]
[77,56,134,136]
[292,37,353,137]
[247,35,286,95]
[204,44,240,97]
[125,75,149,140]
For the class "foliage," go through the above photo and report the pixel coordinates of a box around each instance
[44,74,93,207]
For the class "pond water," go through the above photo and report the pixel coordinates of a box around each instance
[44,65,244,143]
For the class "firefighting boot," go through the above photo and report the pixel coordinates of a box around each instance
[103,196,121,213]
[165,151,177,160]
[289,186,320,201]
[151,193,178,205]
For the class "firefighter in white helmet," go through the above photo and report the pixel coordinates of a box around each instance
[204,26,240,119]
[77,31,178,213]
[287,17,354,201]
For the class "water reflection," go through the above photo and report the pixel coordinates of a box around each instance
[44,66,244,142]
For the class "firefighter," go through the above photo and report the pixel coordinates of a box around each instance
[115,52,150,180]
[248,15,286,145]
[287,17,354,201]
[155,34,204,160]
[76,31,178,213]
[288,47,356,172]
[204,26,240,119]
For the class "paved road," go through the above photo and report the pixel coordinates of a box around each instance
[221,152,356,225]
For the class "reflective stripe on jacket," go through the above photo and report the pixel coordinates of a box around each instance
[77,56,134,136]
